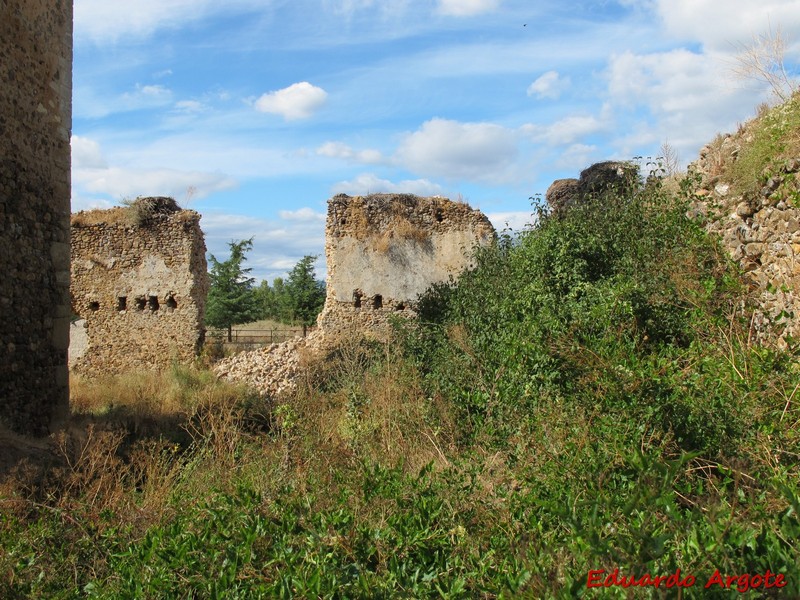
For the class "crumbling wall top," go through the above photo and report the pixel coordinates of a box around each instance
[70,198,209,375]
[327,193,495,241]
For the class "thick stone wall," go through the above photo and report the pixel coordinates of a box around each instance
[318,194,495,337]
[690,137,800,346]
[0,0,73,435]
[545,161,639,215]
[70,199,209,375]
[216,193,496,395]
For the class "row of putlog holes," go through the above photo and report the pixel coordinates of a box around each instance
[87,294,178,313]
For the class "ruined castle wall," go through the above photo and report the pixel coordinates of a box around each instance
[318,194,495,337]
[70,208,209,375]
[691,138,800,346]
[0,0,72,434]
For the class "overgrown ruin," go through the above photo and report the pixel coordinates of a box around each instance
[549,149,800,347]
[70,198,209,375]
[545,161,639,215]
[215,194,496,395]
[690,136,800,346]
[1,0,73,435]
[318,194,496,336]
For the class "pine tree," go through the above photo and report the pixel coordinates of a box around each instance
[206,238,260,342]
[284,255,326,336]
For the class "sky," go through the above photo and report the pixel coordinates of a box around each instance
[70,0,800,282]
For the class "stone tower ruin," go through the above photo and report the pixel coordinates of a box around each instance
[70,198,209,375]
[215,193,496,396]
[318,194,496,337]
[1,0,73,435]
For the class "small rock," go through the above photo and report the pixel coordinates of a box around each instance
[736,202,755,218]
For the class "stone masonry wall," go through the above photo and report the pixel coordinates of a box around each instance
[317,193,496,338]
[70,199,209,375]
[690,137,800,346]
[0,0,72,435]
[216,193,496,396]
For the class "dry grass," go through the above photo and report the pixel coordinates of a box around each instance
[70,370,195,417]
[372,216,430,254]
[71,197,184,228]
[291,332,453,475]
[1,366,268,528]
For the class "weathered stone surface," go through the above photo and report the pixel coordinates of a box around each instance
[545,161,638,215]
[0,0,72,435]
[214,330,327,399]
[691,131,800,346]
[70,198,209,375]
[215,194,495,396]
[545,179,580,214]
[318,194,495,338]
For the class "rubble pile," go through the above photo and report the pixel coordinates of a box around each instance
[214,331,326,398]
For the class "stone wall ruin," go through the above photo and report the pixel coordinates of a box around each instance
[215,193,496,396]
[545,161,639,215]
[70,198,209,375]
[317,193,496,337]
[690,137,800,346]
[1,0,73,435]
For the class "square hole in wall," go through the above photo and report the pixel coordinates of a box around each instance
[88,301,100,311]
[148,295,159,311]
[135,296,146,310]
[117,296,127,311]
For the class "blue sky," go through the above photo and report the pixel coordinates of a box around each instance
[71,0,800,282]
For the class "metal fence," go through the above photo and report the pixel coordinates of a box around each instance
[206,327,307,348]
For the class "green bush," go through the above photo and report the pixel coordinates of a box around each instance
[4,163,799,598]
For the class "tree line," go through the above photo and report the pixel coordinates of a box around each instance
[205,239,326,341]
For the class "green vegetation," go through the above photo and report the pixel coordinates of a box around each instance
[3,153,800,596]
[727,94,800,199]
[254,255,326,335]
[206,238,261,342]
[283,255,326,336]
[208,243,325,338]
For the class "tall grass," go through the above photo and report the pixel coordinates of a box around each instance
[2,164,800,597]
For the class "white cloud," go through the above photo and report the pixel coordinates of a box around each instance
[254,82,328,121]
[606,49,720,110]
[523,115,607,146]
[316,141,383,164]
[395,118,518,182]
[74,0,272,44]
[71,136,107,169]
[278,208,327,222]
[437,0,501,17]
[652,0,800,52]
[200,211,327,283]
[71,194,114,213]
[331,173,445,197]
[553,143,599,170]
[527,70,571,100]
[603,48,765,157]
[73,166,236,202]
[486,211,535,232]
[174,100,206,113]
